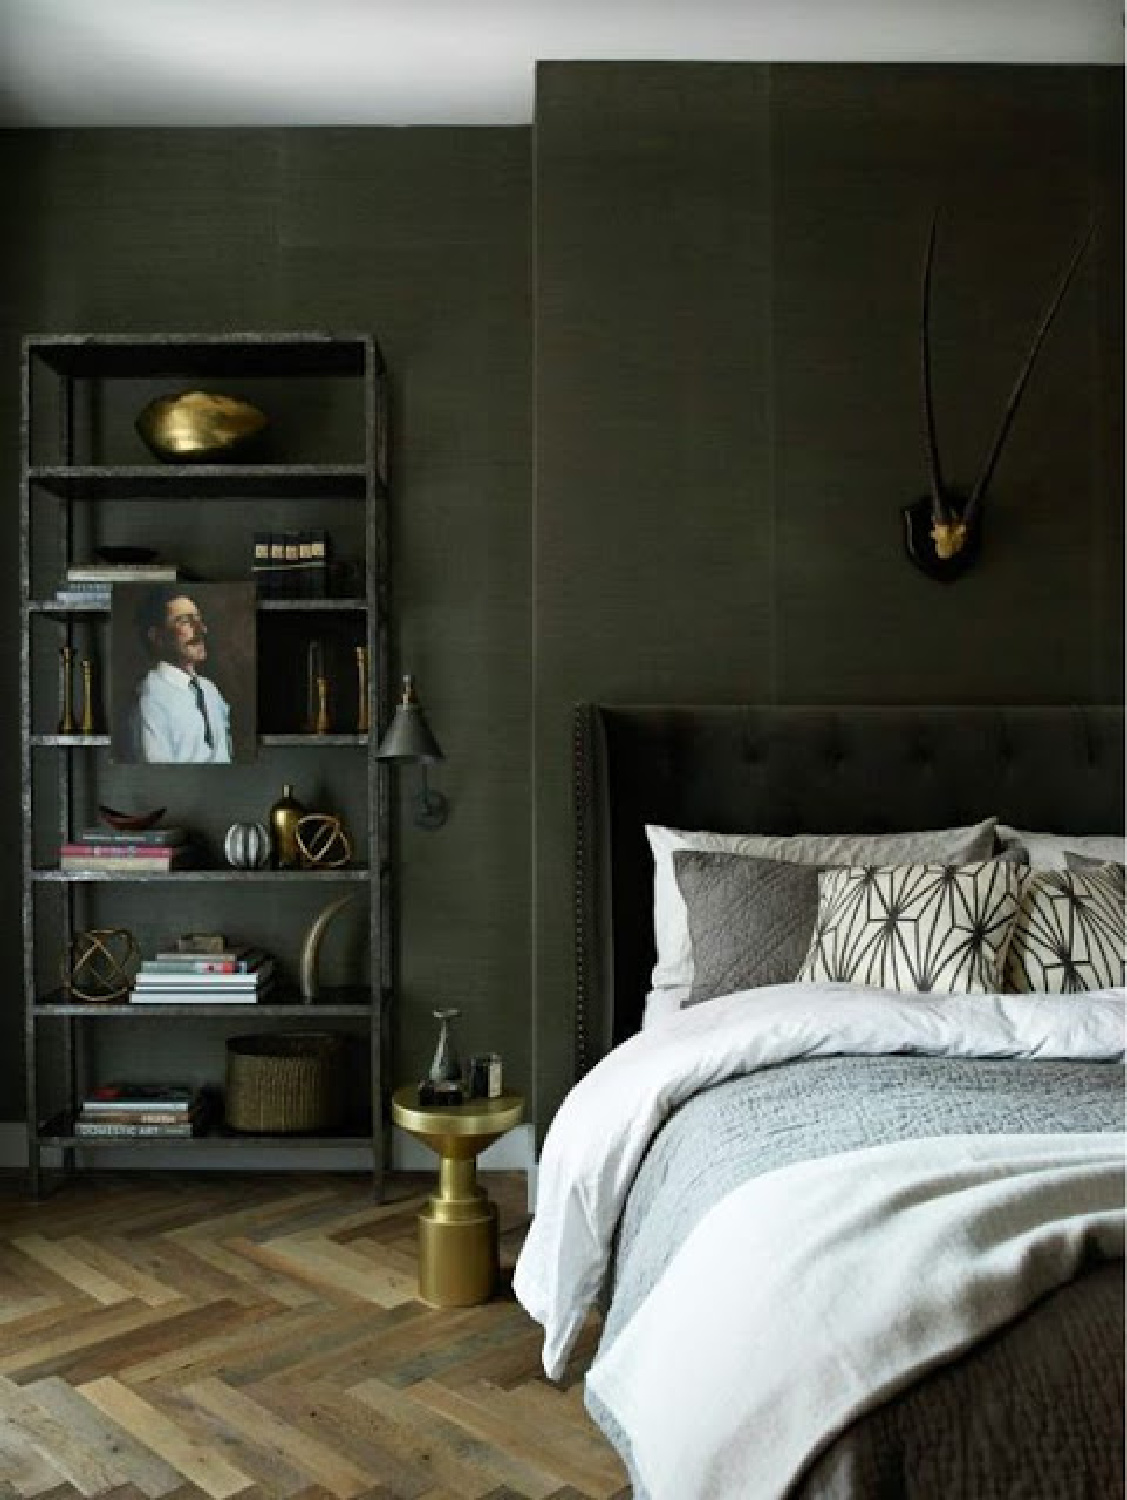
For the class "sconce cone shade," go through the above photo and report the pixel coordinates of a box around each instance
[375,675,445,763]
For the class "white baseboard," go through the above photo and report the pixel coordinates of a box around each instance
[0,1121,538,1210]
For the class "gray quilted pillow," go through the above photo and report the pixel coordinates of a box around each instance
[673,851,821,1006]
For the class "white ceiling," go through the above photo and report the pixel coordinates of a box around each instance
[0,0,1121,127]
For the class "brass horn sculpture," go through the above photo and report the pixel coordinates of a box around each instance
[299,893,357,1002]
[903,212,1096,581]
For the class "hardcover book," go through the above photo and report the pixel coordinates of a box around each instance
[59,850,195,872]
[78,827,187,846]
[83,1083,197,1112]
[133,962,275,987]
[140,948,267,975]
[74,1117,202,1138]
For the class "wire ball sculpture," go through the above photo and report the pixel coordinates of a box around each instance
[295,812,352,869]
[63,927,140,1003]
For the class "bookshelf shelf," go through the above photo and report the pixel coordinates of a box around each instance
[30,598,370,618]
[31,734,368,748]
[35,986,375,1018]
[20,330,392,1199]
[27,464,373,501]
[33,867,372,882]
[38,1114,375,1149]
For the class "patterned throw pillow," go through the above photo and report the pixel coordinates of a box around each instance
[798,861,1023,995]
[1004,865,1126,993]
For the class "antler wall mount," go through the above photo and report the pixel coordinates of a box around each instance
[903,212,1095,582]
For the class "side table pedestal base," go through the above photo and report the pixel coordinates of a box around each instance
[418,1196,498,1307]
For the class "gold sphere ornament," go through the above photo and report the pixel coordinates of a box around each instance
[63,928,140,1003]
[135,390,268,463]
[295,813,352,869]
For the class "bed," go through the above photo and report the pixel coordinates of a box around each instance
[515,704,1126,1500]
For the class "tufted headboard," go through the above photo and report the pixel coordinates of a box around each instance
[573,704,1125,1073]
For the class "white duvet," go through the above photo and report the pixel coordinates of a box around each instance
[513,984,1126,1384]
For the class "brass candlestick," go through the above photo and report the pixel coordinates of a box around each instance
[314,674,331,735]
[80,658,96,736]
[355,645,369,735]
[305,639,324,732]
[57,646,76,735]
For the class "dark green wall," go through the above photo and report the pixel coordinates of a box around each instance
[0,128,534,1115]
[1,63,1122,1138]
[534,64,1124,1120]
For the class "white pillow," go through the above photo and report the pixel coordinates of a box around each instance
[646,818,998,994]
[996,824,1125,872]
[641,986,690,1028]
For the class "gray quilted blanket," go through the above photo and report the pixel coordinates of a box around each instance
[586,1054,1125,1499]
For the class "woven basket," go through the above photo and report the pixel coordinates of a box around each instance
[224,1032,345,1134]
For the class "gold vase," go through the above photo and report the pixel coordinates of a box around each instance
[268,783,305,869]
[57,646,75,735]
[80,658,96,736]
[135,391,268,463]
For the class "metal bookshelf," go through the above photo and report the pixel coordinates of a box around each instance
[19,331,392,1198]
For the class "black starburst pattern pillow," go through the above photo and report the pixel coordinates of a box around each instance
[797,861,1023,995]
[1004,865,1126,993]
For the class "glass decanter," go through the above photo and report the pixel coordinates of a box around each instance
[429,1008,462,1083]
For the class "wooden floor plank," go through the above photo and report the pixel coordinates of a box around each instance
[17,1380,183,1500]
[0,1304,182,1381]
[117,1305,329,1389]
[145,1385,316,1499]
[76,1379,252,1499]
[343,1377,508,1499]
[403,1380,570,1499]
[235,1238,416,1309]
[0,1377,130,1497]
[67,1242,184,1310]
[245,1381,430,1499]
[0,1415,68,1497]
[154,1240,314,1311]
[183,1379,371,1499]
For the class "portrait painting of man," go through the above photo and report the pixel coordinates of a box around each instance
[111,581,256,764]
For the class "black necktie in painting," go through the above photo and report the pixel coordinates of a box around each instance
[190,677,214,750]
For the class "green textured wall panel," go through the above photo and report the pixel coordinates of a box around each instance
[0,127,533,1121]
[533,63,1123,1125]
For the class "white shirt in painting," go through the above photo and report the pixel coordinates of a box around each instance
[129,661,232,763]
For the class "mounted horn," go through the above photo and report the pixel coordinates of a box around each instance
[903,214,1096,582]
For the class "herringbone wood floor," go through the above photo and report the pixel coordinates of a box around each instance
[0,1171,629,1500]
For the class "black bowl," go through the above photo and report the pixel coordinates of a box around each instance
[98,804,166,832]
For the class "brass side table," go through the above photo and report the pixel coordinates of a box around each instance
[391,1086,525,1308]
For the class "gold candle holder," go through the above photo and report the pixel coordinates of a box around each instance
[355,645,369,735]
[57,646,76,735]
[80,658,96,736]
[305,639,324,733]
[314,674,331,736]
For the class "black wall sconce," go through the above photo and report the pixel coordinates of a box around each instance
[375,673,449,830]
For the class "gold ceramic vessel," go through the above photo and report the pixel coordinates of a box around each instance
[135,390,268,463]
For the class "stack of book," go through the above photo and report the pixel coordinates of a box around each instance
[74,1083,207,1138]
[130,946,275,1004]
[52,560,180,609]
[59,827,195,873]
[252,529,329,598]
